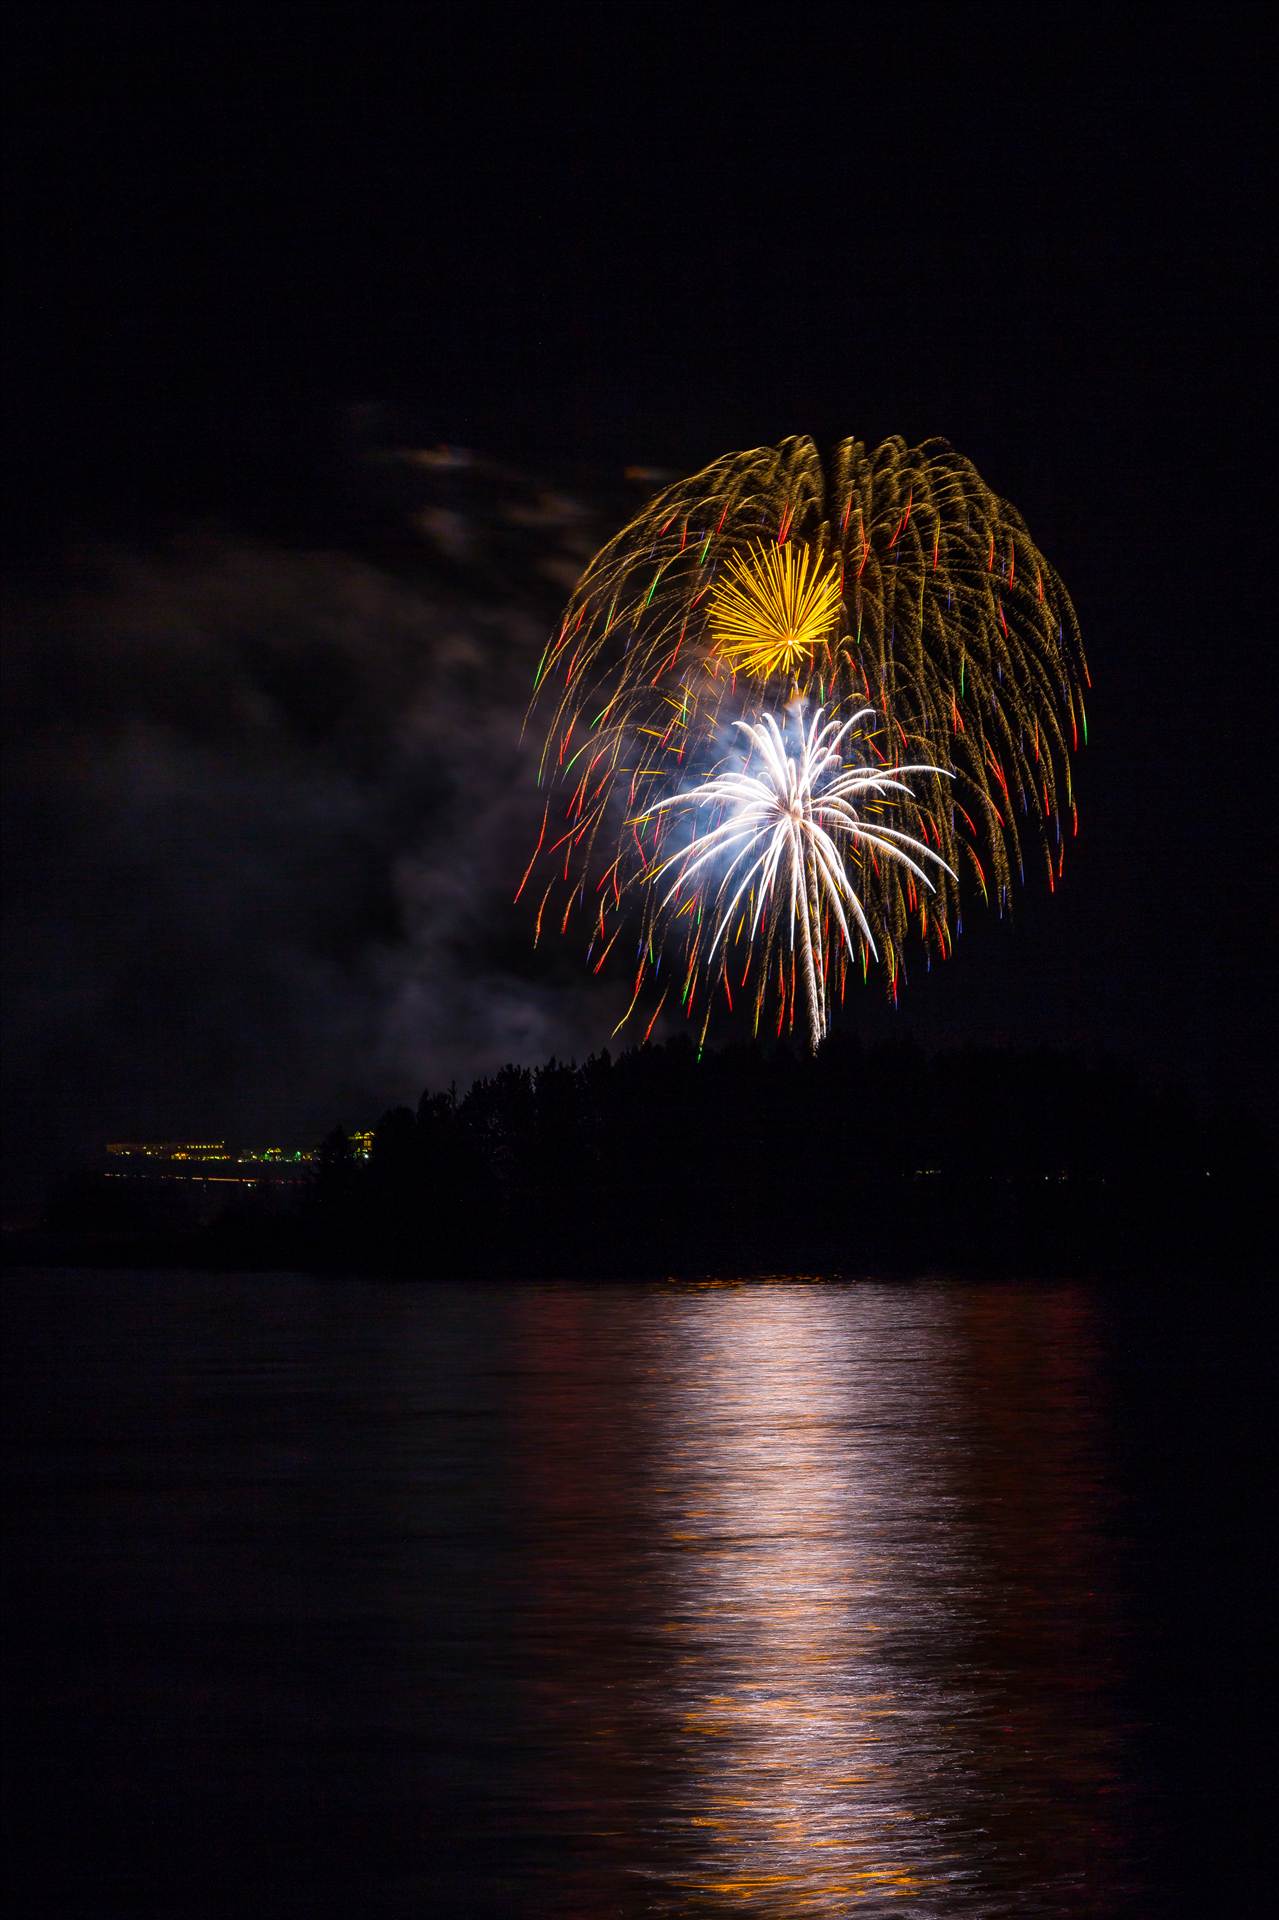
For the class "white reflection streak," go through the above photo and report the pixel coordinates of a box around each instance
[649,1286,956,1911]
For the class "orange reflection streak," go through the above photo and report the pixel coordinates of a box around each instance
[941,1284,1127,1902]
[495,1281,1132,1913]
[644,1283,950,1907]
[639,1280,1127,1913]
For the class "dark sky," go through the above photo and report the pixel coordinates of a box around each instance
[2,6,1271,1203]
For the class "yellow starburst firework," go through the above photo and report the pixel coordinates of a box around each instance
[707,540,843,681]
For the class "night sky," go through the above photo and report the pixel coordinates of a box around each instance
[3,7,1270,1208]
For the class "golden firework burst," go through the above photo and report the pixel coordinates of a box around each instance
[707,540,843,681]
[524,433,1088,1048]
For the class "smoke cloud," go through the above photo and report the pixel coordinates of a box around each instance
[1,450,641,1201]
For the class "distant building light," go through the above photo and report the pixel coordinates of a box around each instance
[106,1141,228,1158]
[103,1138,324,1172]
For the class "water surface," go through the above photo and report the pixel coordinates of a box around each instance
[2,1272,1258,1915]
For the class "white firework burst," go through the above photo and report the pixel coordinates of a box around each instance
[636,706,955,1051]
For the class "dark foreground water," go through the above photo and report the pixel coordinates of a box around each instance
[2,1272,1265,1917]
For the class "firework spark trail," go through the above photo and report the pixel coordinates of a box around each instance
[636,708,954,1052]
[522,434,1086,1047]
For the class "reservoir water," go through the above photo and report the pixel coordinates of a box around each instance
[3,1272,1263,1915]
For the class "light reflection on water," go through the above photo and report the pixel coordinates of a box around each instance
[6,1273,1146,1917]
[637,1283,1123,1914]
[649,1288,957,1909]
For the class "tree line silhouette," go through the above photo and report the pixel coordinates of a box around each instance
[31,1036,1260,1277]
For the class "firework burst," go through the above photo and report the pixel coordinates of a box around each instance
[521,433,1087,1049]
[637,707,954,1051]
[706,541,844,682]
